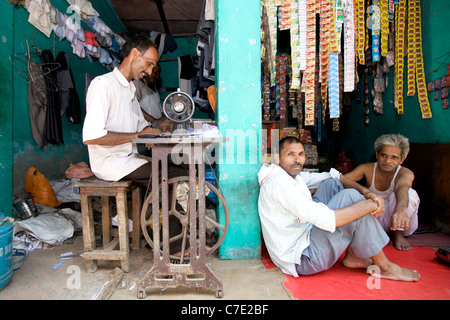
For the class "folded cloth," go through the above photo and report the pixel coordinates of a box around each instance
[99,48,112,65]
[64,14,85,41]
[110,34,125,53]
[83,30,98,47]
[27,0,53,37]
[52,10,66,40]
[71,37,85,58]
[65,162,94,179]
[67,0,95,20]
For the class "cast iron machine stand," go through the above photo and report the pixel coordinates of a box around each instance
[132,136,228,298]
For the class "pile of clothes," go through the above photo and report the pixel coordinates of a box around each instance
[22,0,124,64]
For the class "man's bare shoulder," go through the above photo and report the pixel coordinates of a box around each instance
[356,162,376,174]
[398,165,415,179]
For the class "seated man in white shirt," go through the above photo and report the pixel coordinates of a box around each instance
[258,136,420,282]
[83,35,185,186]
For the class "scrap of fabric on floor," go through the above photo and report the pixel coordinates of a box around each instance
[262,243,450,300]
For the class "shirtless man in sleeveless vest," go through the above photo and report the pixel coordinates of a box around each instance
[344,134,420,251]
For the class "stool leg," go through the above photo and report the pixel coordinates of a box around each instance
[102,196,111,248]
[132,186,141,250]
[80,193,98,272]
[116,191,130,272]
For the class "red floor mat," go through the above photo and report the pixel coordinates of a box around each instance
[407,229,450,248]
[263,245,450,300]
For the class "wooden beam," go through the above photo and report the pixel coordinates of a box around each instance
[155,0,171,34]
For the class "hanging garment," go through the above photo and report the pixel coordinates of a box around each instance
[133,79,162,120]
[196,0,215,79]
[55,51,81,124]
[27,60,47,149]
[40,50,64,145]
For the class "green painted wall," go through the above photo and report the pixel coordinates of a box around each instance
[0,4,14,215]
[1,0,125,216]
[335,0,450,164]
[216,0,262,259]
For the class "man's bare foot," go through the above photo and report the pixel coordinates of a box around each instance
[342,250,373,269]
[392,231,412,251]
[367,262,420,282]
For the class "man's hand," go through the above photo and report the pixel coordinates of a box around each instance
[140,127,161,135]
[391,210,409,231]
[364,191,385,218]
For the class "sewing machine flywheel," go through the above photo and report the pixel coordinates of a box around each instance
[140,176,229,262]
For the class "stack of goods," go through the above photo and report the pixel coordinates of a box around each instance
[260,0,433,135]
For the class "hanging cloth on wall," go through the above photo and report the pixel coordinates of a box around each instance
[25,0,56,38]
[40,49,64,145]
[55,51,81,123]
[27,60,47,149]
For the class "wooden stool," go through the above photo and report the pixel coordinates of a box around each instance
[75,177,141,273]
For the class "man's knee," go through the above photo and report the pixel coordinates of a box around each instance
[313,178,344,203]
[338,189,365,205]
[408,189,420,209]
[327,188,364,210]
[321,178,343,191]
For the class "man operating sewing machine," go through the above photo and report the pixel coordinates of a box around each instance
[82,35,185,186]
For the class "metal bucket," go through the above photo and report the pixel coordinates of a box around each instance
[13,199,38,220]
[0,213,13,291]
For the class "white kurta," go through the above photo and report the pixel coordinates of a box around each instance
[257,164,341,277]
[83,68,148,181]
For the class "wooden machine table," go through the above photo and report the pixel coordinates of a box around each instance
[131,135,228,298]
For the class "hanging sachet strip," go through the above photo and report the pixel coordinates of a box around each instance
[329,0,340,54]
[412,0,432,118]
[343,0,355,92]
[394,0,406,114]
[319,0,331,102]
[335,0,344,48]
[279,0,292,30]
[371,1,381,62]
[290,0,301,90]
[355,0,365,65]
[298,0,307,71]
[304,0,316,125]
[380,0,389,56]
[329,52,340,118]
[263,0,278,87]
[328,0,340,119]
[407,0,418,96]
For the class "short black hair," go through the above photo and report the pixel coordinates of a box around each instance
[277,136,302,154]
[120,35,157,60]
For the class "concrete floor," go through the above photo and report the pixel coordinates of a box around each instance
[0,232,292,300]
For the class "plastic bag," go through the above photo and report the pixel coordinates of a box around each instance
[24,167,62,208]
[206,85,216,112]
